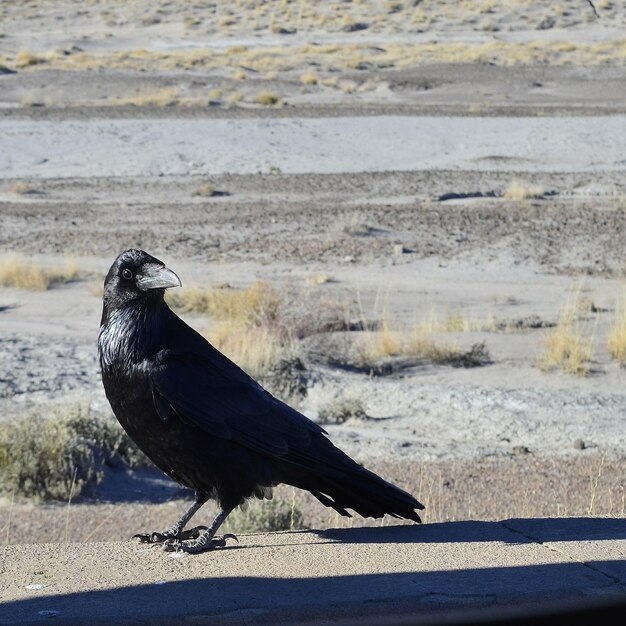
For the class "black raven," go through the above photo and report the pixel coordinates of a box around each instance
[99,249,424,553]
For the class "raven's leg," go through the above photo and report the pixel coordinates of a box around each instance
[163,507,237,553]
[133,493,208,544]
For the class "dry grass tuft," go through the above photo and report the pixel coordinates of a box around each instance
[208,88,222,101]
[111,88,179,107]
[255,90,281,106]
[0,255,79,291]
[309,272,331,286]
[300,72,319,85]
[7,181,39,195]
[226,91,244,106]
[168,281,280,324]
[191,182,217,197]
[208,323,286,378]
[607,297,626,364]
[356,313,463,366]
[537,294,594,376]
[504,181,545,200]
[15,49,45,68]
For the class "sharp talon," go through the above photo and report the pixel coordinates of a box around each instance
[132,533,152,543]
[223,533,238,543]
[178,525,208,540]
[162,540,180,552]
[151,532,165,543]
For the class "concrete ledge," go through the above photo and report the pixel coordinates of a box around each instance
[1,517,625,624]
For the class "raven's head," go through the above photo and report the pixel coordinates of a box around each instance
[102,249,181,316]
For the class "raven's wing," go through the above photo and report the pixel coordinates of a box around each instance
[149,348,327,459]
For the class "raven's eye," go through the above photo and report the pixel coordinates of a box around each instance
[121,268,133,280]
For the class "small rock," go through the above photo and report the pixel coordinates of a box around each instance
[573,438,586,450]
[342,22,369,32]
[512,445,531,456]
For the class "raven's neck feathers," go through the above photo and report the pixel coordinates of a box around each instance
[99,297,166,373]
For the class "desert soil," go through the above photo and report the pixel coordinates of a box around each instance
[0,0,625,544]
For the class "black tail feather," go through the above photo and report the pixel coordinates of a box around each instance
[285,454,424,523]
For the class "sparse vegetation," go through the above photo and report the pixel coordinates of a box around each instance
[503,181,545,200]
[110,88,179,107]
[192,182,217,197]
[318,395,368,424]
[0,408,146,500]
[223,496,306,534]
[15,49,45,68]
[7,181,39,195]
[208,87,222,101]
[255,90,281,106]
[300,72,319,85]
[168,281,280,324]
[169,281,347,380]
[607,298,626,364]
[0,255,79,290]
[537,294,594,376]
[309,272,331,286]
[226,91,244,106]
[353,312,492,369]
[336,211,374,236]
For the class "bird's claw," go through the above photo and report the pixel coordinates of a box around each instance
[132,525,208,544]
[162,533,238,554]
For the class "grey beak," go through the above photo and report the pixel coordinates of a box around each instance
[137,264,182,291]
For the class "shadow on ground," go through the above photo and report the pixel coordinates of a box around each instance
[1,563,624,625]
[314,516,626,544]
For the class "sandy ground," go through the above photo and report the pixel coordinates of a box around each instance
[1,519,625,625]
[0,1,625,546]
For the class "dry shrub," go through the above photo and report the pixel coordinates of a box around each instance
[0,408,146,501]
[318,395,368,424]
[300,72,319,85]
[256,90,281,106]
[0,255,79,290]
[223,497,306,534]
[504,181,544,200]
[15,49,44,68]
